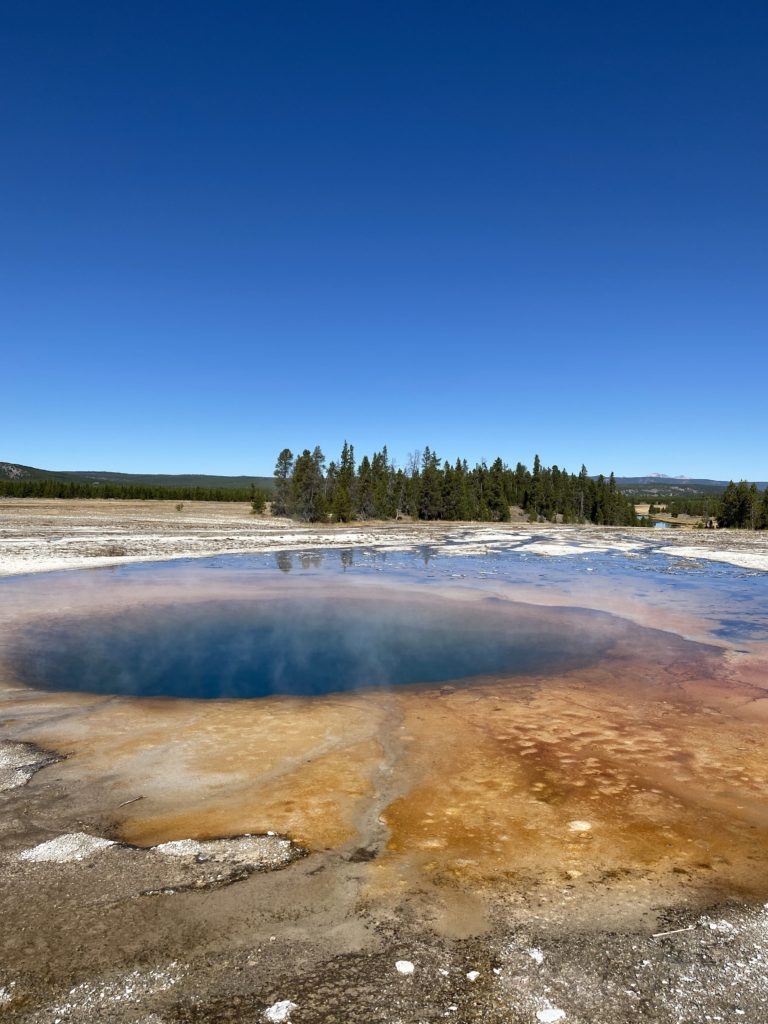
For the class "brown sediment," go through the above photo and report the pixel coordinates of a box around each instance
[377,669,768,896]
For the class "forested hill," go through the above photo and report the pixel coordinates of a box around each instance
[272,445,638,526]
[0,462,273,501]
[0,462,273,490]
[615,475,768,497]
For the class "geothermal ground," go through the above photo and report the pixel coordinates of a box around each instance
[1,500,768,1023]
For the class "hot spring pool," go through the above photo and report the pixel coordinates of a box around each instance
[6,592,622,699]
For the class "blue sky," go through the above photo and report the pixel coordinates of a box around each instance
[2,1,766,480]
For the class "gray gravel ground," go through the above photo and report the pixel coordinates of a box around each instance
[2,733,768,1024]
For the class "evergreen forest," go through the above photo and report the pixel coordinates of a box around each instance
[716,480,768,530]
[271,444,639,526]
[0,478,263,503]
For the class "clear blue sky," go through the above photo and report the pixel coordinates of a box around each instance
[2,1,766,480]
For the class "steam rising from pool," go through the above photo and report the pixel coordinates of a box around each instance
[8,595,620,699]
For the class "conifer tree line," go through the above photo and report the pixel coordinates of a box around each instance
[4,457,764,530]
[271,443,639,526]
[716,480,768,529]
[0,479,258,502]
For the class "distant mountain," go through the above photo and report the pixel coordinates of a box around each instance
[614,475,767,497]
[0,461,274,492]
[644,472,690,480]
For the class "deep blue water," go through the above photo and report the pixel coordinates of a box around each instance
[8,595,624,699]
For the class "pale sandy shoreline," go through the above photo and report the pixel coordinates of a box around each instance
[2,497,768,576]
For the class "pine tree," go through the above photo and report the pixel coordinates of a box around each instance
[356,456,375,518]
[419,447,443,520]
[760,487,768,530]
[371,447,394,518]
[290,448,327,522]
[272,449,294,516]
[487,458,510,521]
[718,481,758,528]
[331,441,355,521]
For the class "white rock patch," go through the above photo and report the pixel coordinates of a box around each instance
[568,820,592,832]
[702,916,736,935]
[0,742,43,770]
[19,833,116,863]
[520,542,595,557]
[151,834,297,869]
[536,1008,566,1022]
[0,766,35,793]
[152,839,204,858]
[395,960,415,975]
[265,999,298,1022]
[656,545,768,573]
[0,741,54,792]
